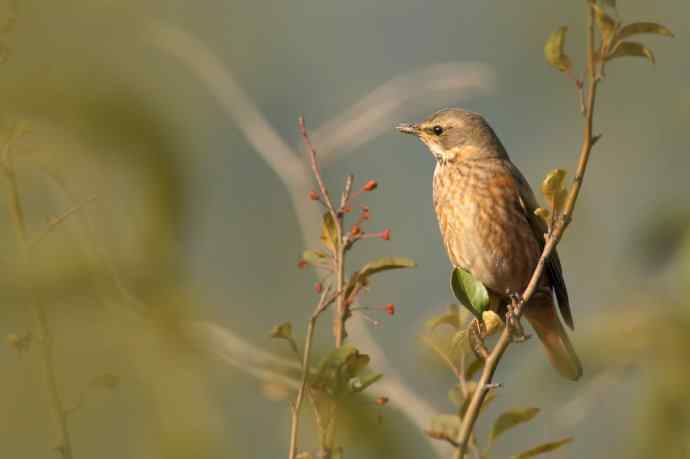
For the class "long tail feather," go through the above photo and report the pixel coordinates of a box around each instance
[524,299,582,381]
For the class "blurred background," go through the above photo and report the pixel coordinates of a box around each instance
[0,0,688,458]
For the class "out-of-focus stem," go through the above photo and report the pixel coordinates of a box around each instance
[3,165,73,459]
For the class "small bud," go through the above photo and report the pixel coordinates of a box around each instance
[375,396,389,406]
[381,229,391,241]
[482,311,504,336]
[342,206,352,214]
[386,303,395,316]
[362,180,378,192]
[297,259,307,269]
[350,225,362,236]
[360,208,370,221]
[314,282,323,294]
[308,191,320,201]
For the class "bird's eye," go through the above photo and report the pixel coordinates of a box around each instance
[432,125,444,135]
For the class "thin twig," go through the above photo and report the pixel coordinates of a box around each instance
[300,117,338,220]
[453,4,601,457]
[299,117,349,354]
[288,287,332,459]
[27,196,97,249]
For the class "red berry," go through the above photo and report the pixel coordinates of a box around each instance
[375,396,389,406]
[297,259,307,269]
[350,225,362,236]
[386,303,395,316]
[362,180,378,192]
[314,282,323,294]
[308,191,320,201]
[381,229,391,241]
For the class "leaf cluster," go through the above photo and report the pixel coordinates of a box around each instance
[545,2,673,72]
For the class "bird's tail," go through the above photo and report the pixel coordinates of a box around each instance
[524,297,582,381]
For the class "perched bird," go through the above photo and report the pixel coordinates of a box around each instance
[397,108,582,380]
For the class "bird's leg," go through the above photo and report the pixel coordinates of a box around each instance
[468,319,489,360]
[506,293,530,342]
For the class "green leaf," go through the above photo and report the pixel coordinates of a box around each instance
[541,169,567,198]
[348,352,371,375]
[592,3,618,46]
[351,369,383,393]
[346,256,416,299]
[313,345,380,397]
[616,22,674,42]
[450,267,489,319]
[544,26,572,72]
[607,41,655,64]
[320,212,338,252]
[270,321,298,354]
[358,256,416,281]
[541,169,568,213]
[490,408,540,443]
[270,321,294,340]
[302,249,328,265]
[429,414,461,440]
[511,437,574,459]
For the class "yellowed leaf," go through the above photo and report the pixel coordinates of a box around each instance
[544,27,571,72]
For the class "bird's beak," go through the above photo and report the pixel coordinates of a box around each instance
[396,123,420,135]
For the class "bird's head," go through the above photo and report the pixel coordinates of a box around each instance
[396,108,507,163]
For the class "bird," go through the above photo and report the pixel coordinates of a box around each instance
[396,108,582,380]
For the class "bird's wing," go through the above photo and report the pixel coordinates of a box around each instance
[509,163,574,330]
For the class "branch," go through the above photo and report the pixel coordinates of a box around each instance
[27,196,97,250]
[298,118,348,350]
[453,4,601,457]
[288,287,333,459]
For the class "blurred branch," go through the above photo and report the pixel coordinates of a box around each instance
[2,138,74,459]
[150,21,495,457]
[187,321,301,389]
[311,63,494,164]
[27,195,97,250]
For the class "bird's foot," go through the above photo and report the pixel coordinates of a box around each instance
[506,295,530,343]
[469,319,490,360]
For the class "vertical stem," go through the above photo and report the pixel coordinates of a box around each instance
[333,242,346,348]
[288,314,319,459]
[4,166,73,459]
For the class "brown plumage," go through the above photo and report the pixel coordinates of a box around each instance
[397,108,582,380]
